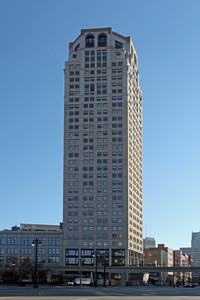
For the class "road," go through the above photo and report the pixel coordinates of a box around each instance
[0,285,200,299]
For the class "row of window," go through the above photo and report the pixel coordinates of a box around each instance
[69,87,123,96]
[68,188,123,193]
[79,210,123,215]
[67,196,123,202]
[0,238,60,245]
[69,64,80,70]
[68,69,79,74]
[67,166,122,172]
[84,69,107,75]
[65,248,124,265]
[85,63,107,68]
[69,61,123,73]
[67,233,123,240]
[69,77,79,82]
[85,49,107,56]
[82,34,123,49]
[68,96,123,103]
[68,151,123,157]
[0,256,60,264]
[68,226,123,231]
[68,111,123,119]
[68,189,123,199]
[68,172,122,178]
[68,195,123,204]
[68,159,123,164]
[68,180,123,186]
[68,104,123,111]
[85,76,107,81]
[66,242,124,252]
[82,75,123,82]
[69,84,79,89]
[0,248,60,254]
[68,131,122,137]
[67,218,123,224]
[68,130,123,136]
[66,242,107,251]
[69,117,108,122]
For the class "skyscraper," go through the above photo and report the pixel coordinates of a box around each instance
[191,231,200,248]
[63,28,143,268]
[144,237,156,249]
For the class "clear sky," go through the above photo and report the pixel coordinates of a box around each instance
[0,0,200,250]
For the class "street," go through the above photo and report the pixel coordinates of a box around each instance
[0,285,200,299]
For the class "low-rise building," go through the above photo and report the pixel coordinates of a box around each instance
[144,244,173,284]
[0,223,63,266]
[173,250,193,285]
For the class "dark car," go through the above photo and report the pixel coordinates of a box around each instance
[185,283,195,288]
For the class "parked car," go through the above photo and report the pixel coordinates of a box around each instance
[74,278,92,285]
[21,278,32,283]
[68,280,75,286]
[185,283,195,288]
[68,278,92,286]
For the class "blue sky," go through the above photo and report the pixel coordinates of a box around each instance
[0,0,200,250]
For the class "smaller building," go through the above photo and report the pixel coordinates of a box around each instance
[144,244,173,284]
[180,247,200,282]
[173,250,193,285]
[0,223,63,266]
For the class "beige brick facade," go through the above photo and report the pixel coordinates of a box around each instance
[63,28,143,267]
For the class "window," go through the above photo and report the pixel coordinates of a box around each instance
[115,40,123,49]
[20,248,32,254]
[85,35,94,47]
[7,238,18,245]
[112,249,125,265]
[65,249,79,265]
[98,34,107,47]
[48,238,60,245]
[7,248,18,254]
[21,238,32,245]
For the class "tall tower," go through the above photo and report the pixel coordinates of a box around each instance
[63,28,143,268]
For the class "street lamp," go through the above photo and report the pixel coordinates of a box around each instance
[79,257,83,287]
[32,238,41,288]
[102,250,108,288]
[94,250,98,287]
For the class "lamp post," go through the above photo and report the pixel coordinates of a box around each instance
[103,254,106,287]
[32,238,41,288]
[80,258,83,287]
[94,249,98,287]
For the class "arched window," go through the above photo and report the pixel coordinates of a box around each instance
[98,34,107,47]
[85,34,94,48]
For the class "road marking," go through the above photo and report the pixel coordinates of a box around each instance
[38,292,45,296]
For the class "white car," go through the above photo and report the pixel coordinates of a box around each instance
[68,280,75,286]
